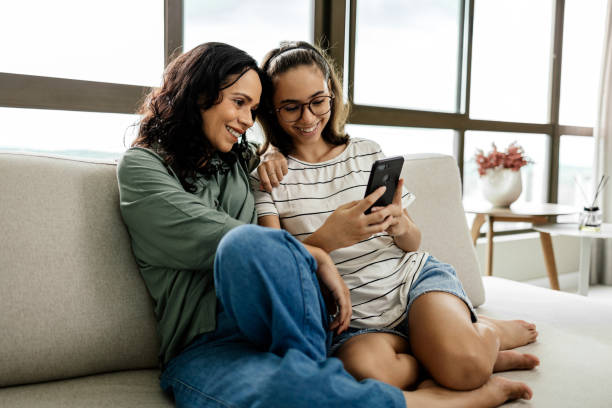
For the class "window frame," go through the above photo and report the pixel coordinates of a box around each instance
[327,0,595,236]
[0,0,183,114]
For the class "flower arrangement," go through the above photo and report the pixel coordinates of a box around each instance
[475,142,531,176]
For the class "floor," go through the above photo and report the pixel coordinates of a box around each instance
[526,272,612,305]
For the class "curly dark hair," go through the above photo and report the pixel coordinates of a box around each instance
[258,41,350,156]
[132,42,265,192]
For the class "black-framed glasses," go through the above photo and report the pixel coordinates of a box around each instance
[275,95,334,123]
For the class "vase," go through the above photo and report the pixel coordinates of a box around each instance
[480,167,522,207]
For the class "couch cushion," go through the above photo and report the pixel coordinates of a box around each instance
[401,154,485,307]
[0,369,172,407]
[480,276,612,407]
[0,153,159,387]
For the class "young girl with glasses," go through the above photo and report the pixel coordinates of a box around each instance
[253,41,539,407]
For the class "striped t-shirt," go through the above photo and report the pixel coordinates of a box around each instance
[250,138,428,329]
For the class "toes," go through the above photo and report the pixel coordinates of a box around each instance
[513,353,539,370]
[509,381,533,400]
[494,351,540,372]
[526,321,536,330]
[521,353,540,369]
[492,376,533,401]
[521,386,534,400]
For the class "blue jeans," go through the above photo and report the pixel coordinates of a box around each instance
[160,225,405,408]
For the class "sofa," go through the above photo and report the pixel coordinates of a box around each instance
[1,151,611,407]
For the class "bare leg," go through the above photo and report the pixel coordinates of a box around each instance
[478,315,538,350]
[334,332,419,390]
[408,292,524,390]
[402,376,532,408]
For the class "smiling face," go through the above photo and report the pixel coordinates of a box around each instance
[200,69,262,153]
[272,64,331,148]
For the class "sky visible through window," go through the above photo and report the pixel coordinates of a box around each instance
[354,0,461,112]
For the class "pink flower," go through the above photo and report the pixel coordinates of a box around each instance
[474,142,531,176]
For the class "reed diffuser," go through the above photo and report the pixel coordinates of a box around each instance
[578,174,609,232]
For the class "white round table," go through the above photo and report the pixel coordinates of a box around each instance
[532,223,612,296]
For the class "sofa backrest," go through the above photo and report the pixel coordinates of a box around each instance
[400,153,485,307]
[0,152,159,387]
[0,151,484,387]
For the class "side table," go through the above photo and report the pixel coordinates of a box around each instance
[533,223,612,295]
[464,201,577,290]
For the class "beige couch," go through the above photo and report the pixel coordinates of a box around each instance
[1,151,611,407]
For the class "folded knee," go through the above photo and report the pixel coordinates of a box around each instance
[214,225,314,300]
[215,225,272,290]
[217,225,268,257]
[216,226,283,272]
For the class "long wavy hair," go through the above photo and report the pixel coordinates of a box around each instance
[258,41,350,156]
[132,42,264,192]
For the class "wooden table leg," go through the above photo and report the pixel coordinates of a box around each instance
[539,232,560,290]
[471,213,486,246]
[485,215,494,276]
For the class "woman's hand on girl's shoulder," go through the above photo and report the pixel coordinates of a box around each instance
[257,149,288,192]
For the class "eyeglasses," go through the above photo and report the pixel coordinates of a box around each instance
[275,95,334,123]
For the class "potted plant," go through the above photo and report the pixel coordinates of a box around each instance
[475,142,531,207]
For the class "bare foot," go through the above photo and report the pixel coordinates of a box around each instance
[493,350,540,373]
[479,315,538,350]
[404,376,532,408]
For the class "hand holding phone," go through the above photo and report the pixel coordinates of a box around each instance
[364,156,404,214]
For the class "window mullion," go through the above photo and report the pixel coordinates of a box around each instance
[457,0,474,186]
[327,0,347,84]
[548,0,565,203]
[164,0,183,67]
[347,0,357,104]
[314,0,326,44]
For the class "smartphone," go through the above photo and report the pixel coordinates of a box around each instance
[364,156,404,214]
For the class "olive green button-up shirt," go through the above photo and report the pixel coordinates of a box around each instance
[117,147,258,366]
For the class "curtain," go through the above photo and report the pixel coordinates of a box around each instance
[592,0,612,284]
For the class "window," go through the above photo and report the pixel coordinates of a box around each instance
[557,135,595,222]
[0,0,164,86]
[469,0,553,123]
[353,0,462,112]
[1,0,605,227]
[183,0,313,63]
[0,107,138,160]
[0,0,161,159]
[345,124,455,157]
[559,0,608,127]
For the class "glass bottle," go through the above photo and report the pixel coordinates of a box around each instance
[579,206,602,232]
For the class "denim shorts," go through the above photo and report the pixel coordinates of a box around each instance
[329,255,477,356]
